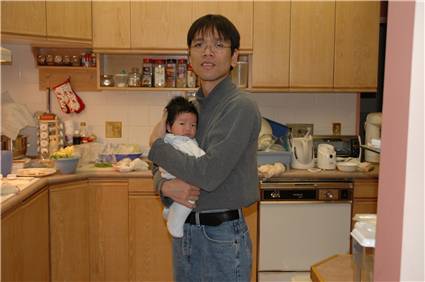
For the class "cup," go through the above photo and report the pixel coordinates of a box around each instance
[1,150,13,176]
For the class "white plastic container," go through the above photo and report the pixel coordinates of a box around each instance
[351,220,376,282]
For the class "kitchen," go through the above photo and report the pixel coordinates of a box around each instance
[1,1,423,282]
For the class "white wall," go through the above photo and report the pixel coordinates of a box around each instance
[400,2,424,281]
[1,43,358,148]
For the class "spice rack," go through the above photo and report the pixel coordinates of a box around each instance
[97,53,199,92]
[33,47,98,92]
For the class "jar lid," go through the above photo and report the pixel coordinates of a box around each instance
[178,58,187,64]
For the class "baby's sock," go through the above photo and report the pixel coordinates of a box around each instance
[162,207,169,220]
[167,203,192,238]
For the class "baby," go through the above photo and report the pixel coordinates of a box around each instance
[159,96,205,238]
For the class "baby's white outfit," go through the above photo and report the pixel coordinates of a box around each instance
[160,133,205,238]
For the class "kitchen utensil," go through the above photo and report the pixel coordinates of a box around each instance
[290,134,314,169]
[16,168,56,177]
[317,144,336,170]
[1,150,13,176]
[337,161,358,172]
[364,113,382,163]
[54,157,79,174]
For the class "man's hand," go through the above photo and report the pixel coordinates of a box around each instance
[161,178,200,208]
[149,110,167,146]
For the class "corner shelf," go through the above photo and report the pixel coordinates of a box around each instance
[98,86,198,92]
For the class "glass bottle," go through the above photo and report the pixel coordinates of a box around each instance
[80,122,88,143]
[176,59,187,88]
[154,59,166,87]
[165,59,177,88]
[142,58,153,87]
[187,64,197,88]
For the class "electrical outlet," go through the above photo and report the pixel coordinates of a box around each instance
[105,121,122,138]
[332,122,341,135]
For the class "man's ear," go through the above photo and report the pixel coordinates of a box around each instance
[231,49,239,69]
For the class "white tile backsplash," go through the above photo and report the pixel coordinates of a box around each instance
[1,43,358,147]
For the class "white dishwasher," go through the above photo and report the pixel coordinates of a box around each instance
[258,180,352,282]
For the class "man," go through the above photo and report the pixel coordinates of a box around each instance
[149,14,261,282]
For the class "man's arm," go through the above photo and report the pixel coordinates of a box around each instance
[152,165,200,208]
[149,98,260,192]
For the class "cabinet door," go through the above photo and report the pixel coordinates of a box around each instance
[334,1,380,89]
[92,1,131,49]
[129,194,174,281]
[131,1,193,49]
[50,181,90,281]
[193,1,253,50]
[89,179,129,281]
[252,1,290,88]
[243,203,258,282]
[1,189,49,282]
[290,1,335,88]
[46,1,92,40]
[1,1,46,36]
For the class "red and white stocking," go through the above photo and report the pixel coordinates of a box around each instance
[53,78,85,114]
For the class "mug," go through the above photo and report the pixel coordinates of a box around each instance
[1,150,13,176]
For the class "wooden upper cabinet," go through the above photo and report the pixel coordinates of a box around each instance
[192,1,253,50]
[334,1,380,89]
[290,1,335,88]
[1,1,46,36]
[131,1,193,49]
[92,1,131,49]
[252,1,290,88]
[46,1,92,40]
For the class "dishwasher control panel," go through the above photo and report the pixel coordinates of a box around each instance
[260,181,352,201]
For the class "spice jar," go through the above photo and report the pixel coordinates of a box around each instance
[63,55,71,66]
[100,74,114,87]
[128,68,142,87]
[37,55,46,65]
[46,54,54,65]
[142,58,153,87]
[165,59,177,88]
[176,59,187,88]
[154,59,166,87]
[71,55,80,66]
[187,64,197,88]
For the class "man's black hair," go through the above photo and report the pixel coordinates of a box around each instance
[187,14,240,55]
[165,96,199,130]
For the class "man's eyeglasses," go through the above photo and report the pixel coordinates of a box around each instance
[190,41,231,53]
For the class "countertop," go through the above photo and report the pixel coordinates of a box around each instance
[1,164,378,215]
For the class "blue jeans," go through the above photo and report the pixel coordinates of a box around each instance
[172,217,252,282]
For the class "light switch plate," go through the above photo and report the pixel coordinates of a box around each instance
[105,121,122,138]
[287,123,314,137]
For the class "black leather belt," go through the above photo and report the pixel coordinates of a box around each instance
[185,209,240,226]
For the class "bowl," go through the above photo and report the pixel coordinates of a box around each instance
[55,157,79,174]
[336,161,358,172]
[114,153,142,162]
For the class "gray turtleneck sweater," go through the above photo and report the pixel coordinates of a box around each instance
[149,76,261,211]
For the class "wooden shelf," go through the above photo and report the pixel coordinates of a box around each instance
[37,66,96,70]
[98,86,198,92]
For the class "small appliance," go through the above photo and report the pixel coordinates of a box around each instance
[317,144,336,170]
[290,134,314,169]
[365,112,382,163]
[313,135,361,159]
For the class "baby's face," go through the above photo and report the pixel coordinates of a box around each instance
[167,112,197,138]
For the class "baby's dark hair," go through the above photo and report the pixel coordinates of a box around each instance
[165,96,198,129]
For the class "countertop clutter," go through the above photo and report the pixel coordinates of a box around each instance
[1,164,379,215]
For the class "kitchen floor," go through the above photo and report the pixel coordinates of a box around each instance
[258,272,311,282]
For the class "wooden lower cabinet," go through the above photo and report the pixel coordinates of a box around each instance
[352,178,379,228]
[89,179,129,281]
[1,188,50,282]
[129,178,174,281]
[50,180,91,281]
